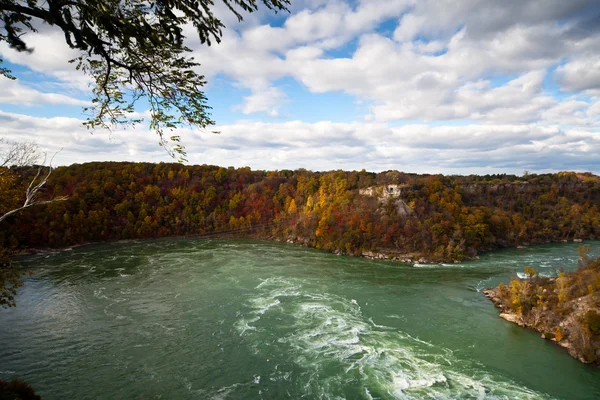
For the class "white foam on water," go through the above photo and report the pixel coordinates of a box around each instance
[386,314,407,321]
[250,298,280,315]
[412,263,428,268]
[392,371,447,393]
[474,277,493,292]
[299,303,331,312]
[234,276,551,399]
[235,277,304,335]
[234,316,259,335]
[210,382,242,400]
[93,287,109,300]
[414,263,471,269]
[369,318,394,330]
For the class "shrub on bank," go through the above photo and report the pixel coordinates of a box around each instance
[0,378,41,400]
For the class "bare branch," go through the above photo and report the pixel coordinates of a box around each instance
[0,138,40,176]
[0,146,68,224]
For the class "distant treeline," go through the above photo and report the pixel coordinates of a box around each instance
[1,162,599,262]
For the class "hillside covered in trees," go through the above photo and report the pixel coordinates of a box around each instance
[1,162,599,263]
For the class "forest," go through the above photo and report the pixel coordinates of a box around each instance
[1,162,600,263]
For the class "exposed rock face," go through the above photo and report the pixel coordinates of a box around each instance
[483,289,527,328]
[359,185,414,216]
[395,199,414,217]
[361,250,423,264]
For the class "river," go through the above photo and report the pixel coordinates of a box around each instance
[1,239,599,399]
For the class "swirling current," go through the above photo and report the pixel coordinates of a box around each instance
[1,239,600,399]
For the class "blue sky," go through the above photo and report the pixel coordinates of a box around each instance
[1,0,599,174]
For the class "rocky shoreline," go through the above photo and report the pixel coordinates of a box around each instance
[21,233,591,267]
[483,288,529,327]
[281,236,447,264]
[279,234,596,265]
[484,285,600,367]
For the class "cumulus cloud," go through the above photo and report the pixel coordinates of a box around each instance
[235,87,288,117]
[2,110,598,174]
[185,0,600,123]
[0,110,169,164]
[555,54,600,93]
[1,0,600,174]
[186,0,414,115]
[0,79,89,106]
[0,27,90,91]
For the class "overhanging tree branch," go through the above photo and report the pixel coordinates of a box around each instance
[0,0,291,160]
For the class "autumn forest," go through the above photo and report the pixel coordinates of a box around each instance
[2,162,599,263]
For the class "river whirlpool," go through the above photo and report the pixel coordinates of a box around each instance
[1,239,600,399]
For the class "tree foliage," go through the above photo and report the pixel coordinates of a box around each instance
[0,377,41,400]
[2,163,599,264]
[0,0,290,159]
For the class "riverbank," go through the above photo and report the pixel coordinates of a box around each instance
[278,235,600,265]
[19,231,597,267]
[484,257,600,367]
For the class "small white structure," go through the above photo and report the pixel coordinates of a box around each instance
[359,184,409,199]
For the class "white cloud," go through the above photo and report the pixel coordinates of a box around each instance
[2,110,598,174]
[183,0,600,124]
[235,87,288,117]
[555,54,600,93]
[2,0,600,174]
[187,0,414,116]
[0,27,90,91]
[0,79,89,106]
[0,110,169,165]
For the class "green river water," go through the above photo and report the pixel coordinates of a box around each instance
[1,239,600,399]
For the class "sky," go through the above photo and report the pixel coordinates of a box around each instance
[1,0,599,174]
